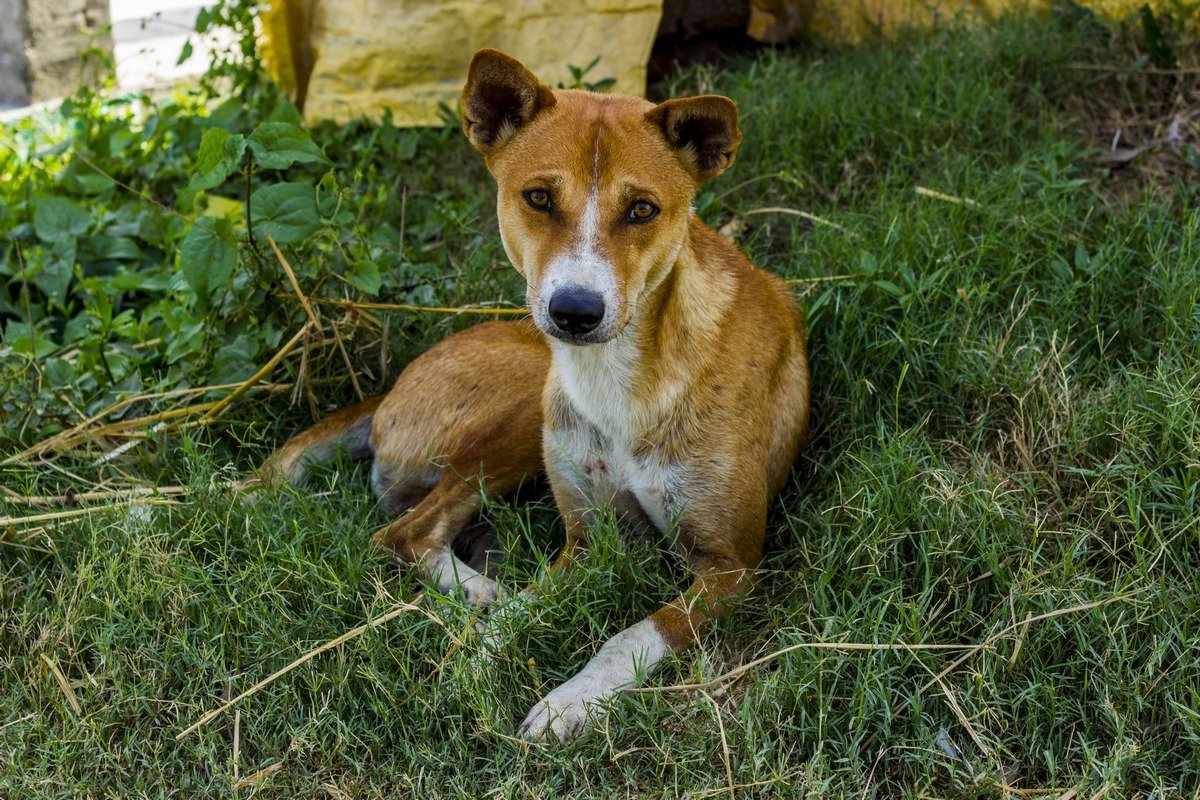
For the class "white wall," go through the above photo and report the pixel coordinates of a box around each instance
[109,0,232,91]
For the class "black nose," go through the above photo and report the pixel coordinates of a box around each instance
[548,287,605,335]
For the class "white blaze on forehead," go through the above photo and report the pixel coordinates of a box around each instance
[579,133,602,261]
[537,130,618,319]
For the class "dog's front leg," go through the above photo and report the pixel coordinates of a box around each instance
[518,494,765,741]
[517,553,759,741]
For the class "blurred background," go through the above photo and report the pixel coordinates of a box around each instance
[2,1,1187,116]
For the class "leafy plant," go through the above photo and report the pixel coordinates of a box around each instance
[0,11,518,451]
[561,56,618,92]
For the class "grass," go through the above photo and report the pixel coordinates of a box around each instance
[3,10,1199,798]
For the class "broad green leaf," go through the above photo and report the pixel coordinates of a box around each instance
[873,279,907,298]
[206,96,244,130]
[196,193,245,219]
[1074,242,1090,272]
[859,250,879,275]
[90,288,114,327]
[179,217,238,301]
[185,129,247,196]
[212,335,260,384]
[164,318,206,365]
[32,197,90,243]
[267,97,302,126]
[4,321,59,359]
[63,311,97,344]
[41,356,75,386]
[61,156,115,196]
[108,272,150,292]
[248,122,329,170]
[30,238,77,307]
[394,133,418,160]
[79,235,144,262]
[347,260,381,295]
[318,185,354,226]
[250,182,323,245]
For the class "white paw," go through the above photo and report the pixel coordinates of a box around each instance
[459,574,502,608]
[421,548,502,609]
[517,619,669,742]
[518,671,613,741]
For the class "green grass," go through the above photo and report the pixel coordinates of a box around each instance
[3,12,1200,798]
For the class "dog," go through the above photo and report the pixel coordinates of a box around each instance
[247,49,809,741]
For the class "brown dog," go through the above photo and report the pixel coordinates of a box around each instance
[249,49,809,741]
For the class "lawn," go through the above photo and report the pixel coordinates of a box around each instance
[2,7,1198,798]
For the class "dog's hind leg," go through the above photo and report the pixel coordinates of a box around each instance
[373,453,533,608]
[244,395,384,488]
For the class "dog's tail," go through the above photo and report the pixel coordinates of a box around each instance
[246,395,384,488]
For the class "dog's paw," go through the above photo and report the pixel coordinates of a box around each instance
[518,619,669,742]
[459,573,503,609]
[405,547,503,610]
[518,672,613,742]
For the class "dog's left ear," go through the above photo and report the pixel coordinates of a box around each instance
[645,95,742,182]
[462,49,557,153]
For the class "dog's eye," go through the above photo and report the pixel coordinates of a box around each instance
[524,189,553,211]
[627,200,659,223]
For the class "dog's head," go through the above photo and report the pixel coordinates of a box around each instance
[462,49,741,345]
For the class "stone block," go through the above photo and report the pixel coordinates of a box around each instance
[0,0,112,106]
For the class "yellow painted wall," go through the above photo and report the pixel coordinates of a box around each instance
[261,0,1193,124]
[262,0,661,125]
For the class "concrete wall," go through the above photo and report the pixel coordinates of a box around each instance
[0,0,112,106]
[0,0,29,107]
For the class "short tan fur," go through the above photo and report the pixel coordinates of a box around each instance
[248,49,809,741]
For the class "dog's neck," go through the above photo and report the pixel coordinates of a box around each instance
[549,216,737,439]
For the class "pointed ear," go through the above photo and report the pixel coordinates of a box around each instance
[461,49,556,152]
[645,95,742,182]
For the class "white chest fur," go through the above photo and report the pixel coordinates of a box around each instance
[551,337,637,441]
[550,341,686,532]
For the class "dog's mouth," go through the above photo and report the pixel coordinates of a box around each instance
[539,323,615,346]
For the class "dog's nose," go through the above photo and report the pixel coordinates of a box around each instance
[548,287,605,335]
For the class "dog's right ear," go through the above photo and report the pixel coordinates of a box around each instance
[461,49,556,152]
